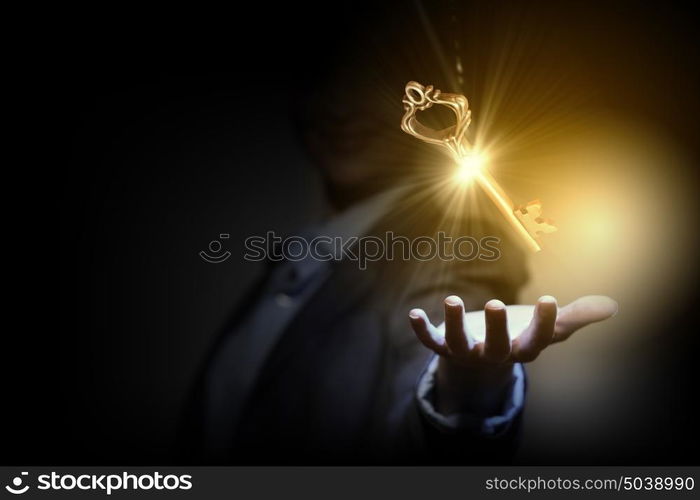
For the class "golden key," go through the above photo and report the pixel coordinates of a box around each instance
[400,81,556,252]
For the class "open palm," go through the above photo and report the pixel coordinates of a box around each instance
[409,295,618,364]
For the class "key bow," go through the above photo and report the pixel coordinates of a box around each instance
[401,81,472,158]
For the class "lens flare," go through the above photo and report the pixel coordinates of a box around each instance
[455,152,487,184]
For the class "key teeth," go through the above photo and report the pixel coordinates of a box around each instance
[515,200,558,237]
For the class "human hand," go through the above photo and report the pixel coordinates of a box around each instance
[409,295,618,364]
[409,295,617,414]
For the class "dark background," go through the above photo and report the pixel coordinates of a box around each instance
[5,0,699,464]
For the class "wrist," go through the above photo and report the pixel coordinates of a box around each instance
[435,356,515,416]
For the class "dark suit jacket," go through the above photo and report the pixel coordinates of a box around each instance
[184,191,529,464]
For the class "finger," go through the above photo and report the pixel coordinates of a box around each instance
[409,308,448,355]
[512,295,557,362]
[483,299,510,362]
[444,295,470,356]
[553,295,618,342]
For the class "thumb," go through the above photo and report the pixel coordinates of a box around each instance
[553,295,618,342]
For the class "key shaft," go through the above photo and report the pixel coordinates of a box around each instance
[473,169,542,252]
